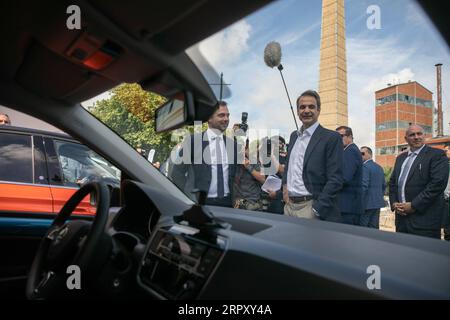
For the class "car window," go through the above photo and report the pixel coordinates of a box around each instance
[81,0,450,229]
[0,132,33,183]
[53,139,120,188]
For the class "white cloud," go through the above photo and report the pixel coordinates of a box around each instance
[278,20,321,46]
[363,68,415,95]
[198,20,252,69]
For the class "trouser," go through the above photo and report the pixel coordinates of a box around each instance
[267,190,284,214]
[396,216,441,239]
[443,199,450,241]
[283,200,318,220]
[341,212,360,226]
[360,209,380,229]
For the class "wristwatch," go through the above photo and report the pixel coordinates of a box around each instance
[312,207,320,218]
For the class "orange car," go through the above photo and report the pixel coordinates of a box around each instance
[0,126,120,217]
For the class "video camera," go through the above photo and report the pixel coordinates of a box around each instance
[238,112,248,133]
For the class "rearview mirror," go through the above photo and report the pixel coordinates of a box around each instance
[155,92,194,133]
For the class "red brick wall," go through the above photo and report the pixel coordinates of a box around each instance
[374,82,434,169]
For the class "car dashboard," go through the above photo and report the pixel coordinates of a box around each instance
[138,224,226,300]
[106,180,450,300]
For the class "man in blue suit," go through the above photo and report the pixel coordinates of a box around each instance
[282,90,343,222]
[360,146,386,229]
[336,126,363,225]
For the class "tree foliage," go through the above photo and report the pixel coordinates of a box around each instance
[383,166,393,195]
[89,83,177,162]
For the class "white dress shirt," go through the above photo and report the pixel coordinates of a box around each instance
[398,144,425,202]
[287,121,320,197]
[206,128,229,198]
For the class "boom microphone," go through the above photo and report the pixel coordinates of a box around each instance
[263,41,299,131]
[264,41,282,68]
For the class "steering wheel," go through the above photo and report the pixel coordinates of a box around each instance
[26,182,110,299]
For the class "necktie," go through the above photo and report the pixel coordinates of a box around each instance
[398,153,415,202]
[215,136,225,198]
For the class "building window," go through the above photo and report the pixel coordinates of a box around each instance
[376,93,432,108]
[376,94,396,106]
[0,132,33,183]
[376,121,432,133]
[376,146,396,155]
[376,121,397,131]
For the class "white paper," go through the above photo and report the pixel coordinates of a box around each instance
[261,175,282,193]
[147,149,156,162]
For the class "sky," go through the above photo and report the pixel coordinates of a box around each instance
[190,0,450,153]
[2,0,449,155]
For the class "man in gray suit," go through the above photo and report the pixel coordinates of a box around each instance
[360,146,386,229]
[170,101,238,207]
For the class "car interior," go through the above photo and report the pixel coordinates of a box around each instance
[0,0,449,299]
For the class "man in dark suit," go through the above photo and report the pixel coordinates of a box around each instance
[444,145,450,240]
[360,146,386,229]
[389,124,449,239]
[282,90,343,222]
[170,101,238,207]
[335,126,364,225]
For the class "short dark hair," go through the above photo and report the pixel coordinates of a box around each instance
[209,100,228,119]
[361,146,373,156]
[217,100,227,108]
[296,90,321,110]
[336,126,353,137]
[212,100,227,112]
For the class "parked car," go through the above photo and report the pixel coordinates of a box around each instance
[0,125,120,216]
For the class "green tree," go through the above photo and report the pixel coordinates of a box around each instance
[383,166,393,195]
[89,84,177,162]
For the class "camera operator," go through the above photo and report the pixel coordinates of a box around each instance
[232,114,268,211]
[233,141,267,211]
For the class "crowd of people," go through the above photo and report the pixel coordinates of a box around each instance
[3,93,450,241]
[166,91,450,240]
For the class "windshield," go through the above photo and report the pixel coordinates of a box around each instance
[83,0,450,233]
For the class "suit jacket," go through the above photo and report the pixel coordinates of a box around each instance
[362,159,386,210]
[282,124,344,221]
[170,131,238,201]
[389,145,449,231]
[339,143,364,214]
